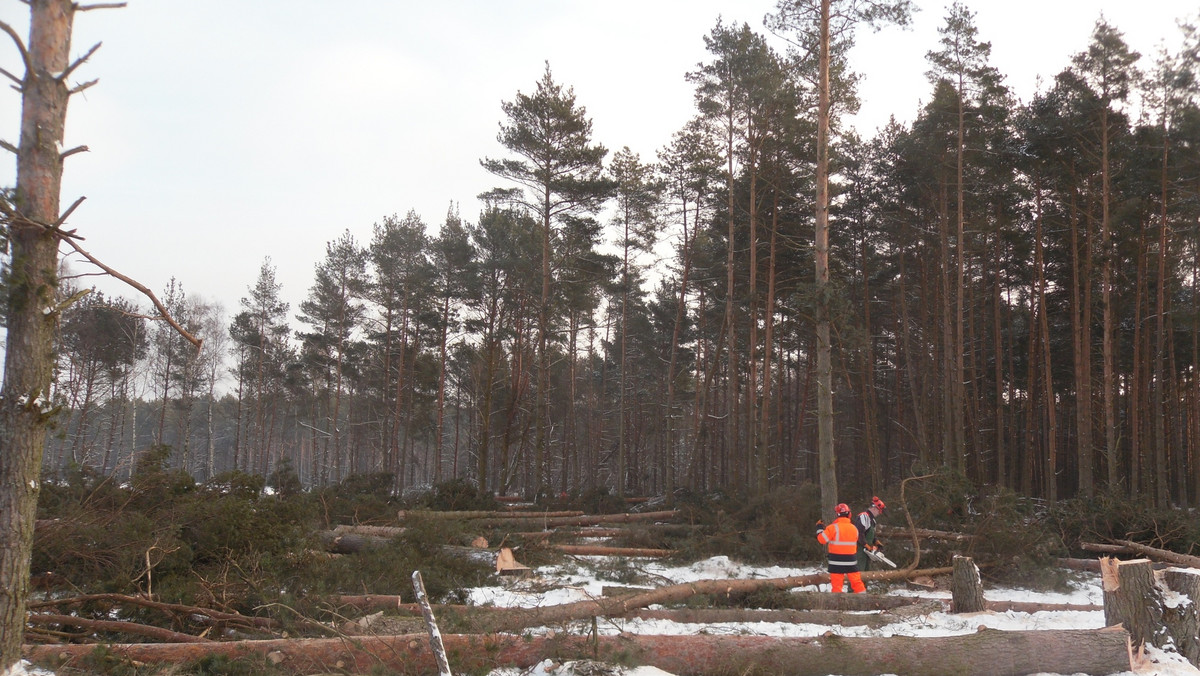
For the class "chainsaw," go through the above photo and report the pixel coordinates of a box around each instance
[865,547,897,568]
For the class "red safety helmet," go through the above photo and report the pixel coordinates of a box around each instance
[872,496,886,512]
[835,503,851,517]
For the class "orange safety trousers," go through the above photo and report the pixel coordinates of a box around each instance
[830,571,865,593]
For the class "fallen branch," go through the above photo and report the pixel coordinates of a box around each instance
[1111,539,1200,569]
[26,613,211,644]
[24,628,1134,676]
[27,593,276,631]
[624,607,894,628]
[476,511,682,530]
[878,525,975,542]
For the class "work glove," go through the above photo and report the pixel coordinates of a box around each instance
[815,519,825,535]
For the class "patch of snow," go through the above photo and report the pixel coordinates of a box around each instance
[2,660,56,676]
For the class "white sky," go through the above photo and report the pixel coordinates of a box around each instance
[0,0,1195,322]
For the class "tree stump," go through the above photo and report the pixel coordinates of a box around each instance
[951,555,985,613]
[1162,567,1200,666]
[1101,557,1166,650]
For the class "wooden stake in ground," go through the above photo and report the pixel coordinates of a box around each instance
[951,555,985,613]
[412,570,453,676]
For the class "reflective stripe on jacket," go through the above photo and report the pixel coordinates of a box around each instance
[817,516,859,572]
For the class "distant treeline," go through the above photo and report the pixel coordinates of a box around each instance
[46,11,1200,507]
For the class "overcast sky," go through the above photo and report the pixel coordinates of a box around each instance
[0,0,1194,324]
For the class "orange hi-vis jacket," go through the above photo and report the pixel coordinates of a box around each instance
[817,516,860,573]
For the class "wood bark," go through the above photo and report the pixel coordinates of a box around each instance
[468,510,680,529]
[1101,557,1165,650]
[24,628,1134,676]
[877,525,975,542]
[951,556,985,613]
[1162,567,1200,666]
[0,1,80,666]
[625,607,893,628]
[551,544,674,557]
[1111,539,1200,569]
[398,510,584,520]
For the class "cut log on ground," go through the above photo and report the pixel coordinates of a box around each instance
[473,510,681,530]
[332,524,406,538]
[1112,539,1200,569]
[951,555,985,613]
[318,531,390,554]
[337,566,952,633]
[878,525,975,542]
[399,510,584,520]
[1101,557,1165,650]
[551,544,675,557]
[24,627,1134,676]
[624,607,895,628]
[1082,542,1136,555]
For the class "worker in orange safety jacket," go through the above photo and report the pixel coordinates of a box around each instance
[815,503,866,593]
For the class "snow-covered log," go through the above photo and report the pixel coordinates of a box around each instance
[1162,567,1200,666]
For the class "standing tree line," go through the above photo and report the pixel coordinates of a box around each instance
[38,7,1200,509]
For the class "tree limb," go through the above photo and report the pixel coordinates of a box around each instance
[60,41,100,82]
[59,144,88,160]
[0,20,31,78]
[60,235,203,349]
[0,139,16,155]
[76,2,129,10]
[0,67,21,88]
[69,78,97,95]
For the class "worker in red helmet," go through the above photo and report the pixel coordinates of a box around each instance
[815,503,865,593]
[855,496,886,572]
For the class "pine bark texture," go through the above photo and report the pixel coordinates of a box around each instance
[1161,568,1200,666]
[1,0,73,667]
[951,555,986,613]
[1101,557,1166,650]
[24,628,1134,676]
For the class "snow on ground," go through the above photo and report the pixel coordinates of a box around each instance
[479,555,1200,676]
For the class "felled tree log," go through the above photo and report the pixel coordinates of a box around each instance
[878,525,975,542]
[24,628,1134,676]
[474,510,681,530]
[551,544,675,557]
[1081,542,1135,555]
[1112,539,1200,569]
[951,556,985,613]
[318,531,390,554]
[398,510,584,520]
[1101,557,1165,650]
[624,607,894,628]
[1162,568,1200,666]
[332,524,406,538]
[339,566,952,633]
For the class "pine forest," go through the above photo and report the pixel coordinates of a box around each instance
[42,6,1200,510]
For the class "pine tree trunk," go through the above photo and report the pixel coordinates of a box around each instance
[0,0,76,666]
